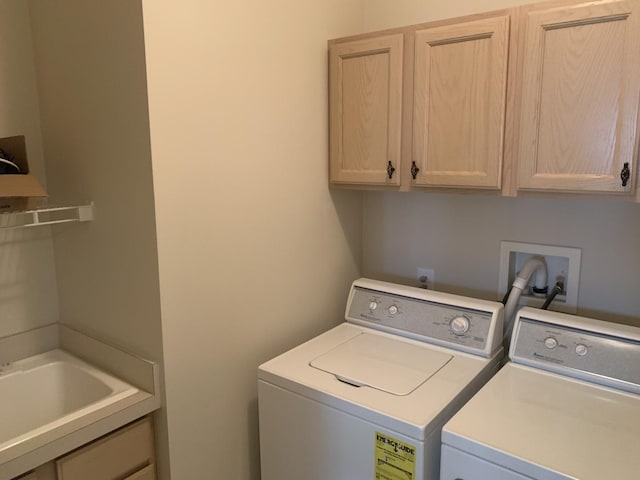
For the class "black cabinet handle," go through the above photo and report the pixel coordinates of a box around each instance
[411,161,420,180]
[621,162,630,187]
[387,161,396,179]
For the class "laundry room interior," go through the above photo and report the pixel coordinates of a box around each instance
[1,0,639,479]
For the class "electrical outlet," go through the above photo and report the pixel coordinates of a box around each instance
[417,268,435,290]
[498,241,581,313]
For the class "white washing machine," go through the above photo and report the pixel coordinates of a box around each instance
[258,278,504,480]
[441,306,640,479]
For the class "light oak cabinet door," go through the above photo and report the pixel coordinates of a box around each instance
[412,15,510,189]
[329,34,403,186]
[56,417,156,480]
[517,0,640,194]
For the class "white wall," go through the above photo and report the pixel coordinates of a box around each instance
[0,0,58,339]
[28,0,169,476]
[29,0,162,365]
[141,1,364,478]
[364,0,534,30]
[361,0,640,328]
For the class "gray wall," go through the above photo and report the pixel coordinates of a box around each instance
[363,192,640,326]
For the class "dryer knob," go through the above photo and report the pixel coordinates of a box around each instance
[450,316,470,335]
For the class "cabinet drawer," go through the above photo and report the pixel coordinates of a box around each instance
[56,417,155,480]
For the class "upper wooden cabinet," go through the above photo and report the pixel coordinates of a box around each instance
[329,34,404,186]
[516,0,640,195]
[329,0,640,201]
[329,12,512,191]
[412,15,509,189]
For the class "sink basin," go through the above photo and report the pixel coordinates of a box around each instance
[0,349,138,452]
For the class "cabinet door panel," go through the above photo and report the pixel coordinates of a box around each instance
[413,15,509,188]
[329,34,403,186]
[517,0,640,193]
[56,417,155,480]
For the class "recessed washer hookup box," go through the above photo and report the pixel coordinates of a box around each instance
[0,135,47,213]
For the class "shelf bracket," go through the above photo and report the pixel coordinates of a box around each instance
[0,203,94,229]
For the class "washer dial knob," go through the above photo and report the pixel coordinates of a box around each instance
[388,305,398,315]
[575,344,588,356]
[544,337,558,349]
[450,316,470,335]
[369,301,378,311]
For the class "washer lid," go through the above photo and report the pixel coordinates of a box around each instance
[442,363,640,479]
[310,333,453,395]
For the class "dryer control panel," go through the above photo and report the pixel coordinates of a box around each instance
[512,307,640,394]
[345,279,504,358]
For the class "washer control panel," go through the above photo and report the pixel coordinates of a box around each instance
[512,315,640,393]
[347,286,497,355]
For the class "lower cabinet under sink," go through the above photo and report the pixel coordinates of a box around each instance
[15,416,156,480]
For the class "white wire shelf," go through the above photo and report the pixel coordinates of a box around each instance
[0,202,94,229]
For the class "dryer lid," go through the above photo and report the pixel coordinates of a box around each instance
[310,333,453,395]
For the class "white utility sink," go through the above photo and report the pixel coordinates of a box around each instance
[0,345,163,480]
[0,349,138,453]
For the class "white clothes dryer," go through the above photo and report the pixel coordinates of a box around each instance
[441,307,640,480]
[258,278,504,480]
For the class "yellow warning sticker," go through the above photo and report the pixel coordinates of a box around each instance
[374,431,416,480]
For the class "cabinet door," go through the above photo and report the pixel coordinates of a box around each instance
[329,34,403,186]
[517,0,640,193]
[57,417,156,480]
[412,15,510,189]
